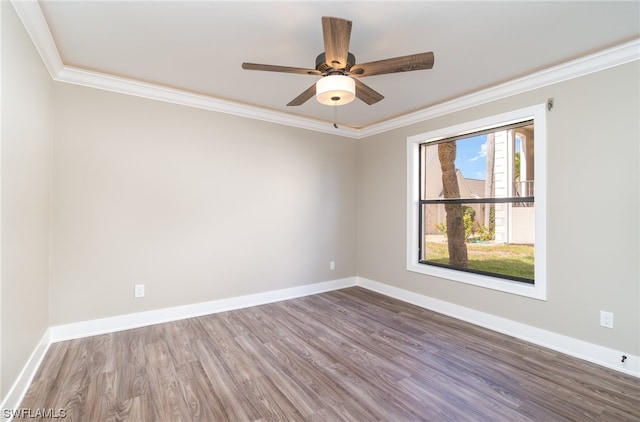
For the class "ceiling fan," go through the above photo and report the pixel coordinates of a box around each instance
[242,16,434,107]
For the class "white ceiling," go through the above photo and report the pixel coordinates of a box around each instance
[18,1,640,130]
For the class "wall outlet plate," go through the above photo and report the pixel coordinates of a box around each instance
[134,284,145,298]
[600,310,613,328]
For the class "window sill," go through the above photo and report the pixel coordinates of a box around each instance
[406,261,546,300]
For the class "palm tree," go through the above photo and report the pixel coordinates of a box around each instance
[437,141,468,268]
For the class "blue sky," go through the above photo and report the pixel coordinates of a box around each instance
[455,134,487,180]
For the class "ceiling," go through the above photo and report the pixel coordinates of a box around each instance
[17,1,640,131]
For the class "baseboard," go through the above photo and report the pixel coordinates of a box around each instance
[2,277,356,417]
[356,276,639,378]
[4,274,636,418]
[50,277,357,342]
[1,329,51,420]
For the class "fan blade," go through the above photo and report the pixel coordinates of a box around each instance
[351,52,434,77]
[322,17,352,69]
[242,62,321,75]
[354,79,384,105]
[287,83,316,106]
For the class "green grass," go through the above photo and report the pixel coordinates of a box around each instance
[425,241,534,280]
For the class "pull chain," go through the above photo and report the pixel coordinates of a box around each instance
[333,103,339,129]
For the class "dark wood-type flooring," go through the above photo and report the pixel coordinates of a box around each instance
[20,287,640,421]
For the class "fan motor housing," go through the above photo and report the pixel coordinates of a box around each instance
[315,52,356,73]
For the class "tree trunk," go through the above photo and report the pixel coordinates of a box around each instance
[438,142,468,268]
[484,133,495,228]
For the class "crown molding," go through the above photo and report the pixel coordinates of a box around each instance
[11,1,639,140]
[10,0,64,76]
[359,38,640,138]
[9,0,359,138]
[56,66,361,138]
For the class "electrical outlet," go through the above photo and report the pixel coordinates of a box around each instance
[600,311,613,328]
[134,284,145,298]
[329,261,336,270]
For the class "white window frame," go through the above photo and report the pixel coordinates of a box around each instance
[406,104,547,300]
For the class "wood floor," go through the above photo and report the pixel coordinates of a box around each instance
[20,287,640,421]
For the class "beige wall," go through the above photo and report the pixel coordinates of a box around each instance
[357,61,640,354]
[50,83,357,325]
[1,2,52,396]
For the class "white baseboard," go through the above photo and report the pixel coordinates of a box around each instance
[4,274,637,418]
[356,276,639,378]
[1,329,51,420]
[50,277,357,342]
[2,278,356,418]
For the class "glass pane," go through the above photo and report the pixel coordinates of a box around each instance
[421,202,535,282]
[420,124,535,200]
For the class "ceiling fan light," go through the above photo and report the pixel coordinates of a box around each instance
[316,75,355,106]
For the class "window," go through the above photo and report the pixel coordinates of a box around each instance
[407,104,547,300]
